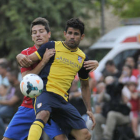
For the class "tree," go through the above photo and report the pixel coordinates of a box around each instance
[0,0,99,60]
[109,0,140,18]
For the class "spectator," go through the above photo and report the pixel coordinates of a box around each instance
[125,57,139,77]
[0,84,8,101]
[69,79,87,116]
[136,62,140,92]
[93,82,110,114]
[124,82,139,138]
[94,76,131,140]
[119,64,137,84]
[102,60,121,79]
[0,62,10,87]
[0,70,23,138]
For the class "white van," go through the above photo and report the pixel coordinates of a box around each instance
[87,25,140,72]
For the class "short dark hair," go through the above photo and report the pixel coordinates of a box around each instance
[30,17,50,34]
[105,60,114,66]
[65,18,84,35]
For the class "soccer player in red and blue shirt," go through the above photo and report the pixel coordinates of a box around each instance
[3,17,67,140]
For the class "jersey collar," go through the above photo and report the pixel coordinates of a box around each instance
[62,41,78,52]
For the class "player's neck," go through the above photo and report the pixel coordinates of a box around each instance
[34,44,40,49]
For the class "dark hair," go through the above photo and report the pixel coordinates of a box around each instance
[105,60,114,66]
[65,18,84,35]
[127,81,137,87]
[30,17,50,34]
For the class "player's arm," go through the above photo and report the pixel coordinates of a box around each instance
[80,79,96,129]
[84,60,99,71]
[28,42,55,62]
[78,55,96,129]
[21,48,55,77]
[16,54,33,68]
[0,96,20,106]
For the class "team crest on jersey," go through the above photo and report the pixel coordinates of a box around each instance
[78,56,82,63]
[37,103,42,108]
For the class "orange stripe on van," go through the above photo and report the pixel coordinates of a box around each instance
[122,36,137,43]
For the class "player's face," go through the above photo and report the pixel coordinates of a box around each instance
[64,27,85,49]
[31,25,51,48]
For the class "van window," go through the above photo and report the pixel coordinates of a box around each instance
[113,49,140,70]
[87,48,111,61]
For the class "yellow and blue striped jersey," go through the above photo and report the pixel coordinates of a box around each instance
[35,41,89,101]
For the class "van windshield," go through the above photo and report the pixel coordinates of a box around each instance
[87,48,111,61]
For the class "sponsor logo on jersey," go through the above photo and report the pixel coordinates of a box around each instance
[56,56,81,69]
[78,56,82,63]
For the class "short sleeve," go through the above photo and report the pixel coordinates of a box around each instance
[36,41,55,60]
[78,55,90,80]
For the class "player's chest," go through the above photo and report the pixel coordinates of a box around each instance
[54,51,84,70]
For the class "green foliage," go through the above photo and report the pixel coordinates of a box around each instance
[109,0,140,18]
[0,0,99,60]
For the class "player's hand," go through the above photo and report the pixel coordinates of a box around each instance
[42,48,55,65]
[87,111,96,130]
[16,54,32,67]
[84,60,99,71]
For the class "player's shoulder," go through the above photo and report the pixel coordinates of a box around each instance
[77,48,86,58]
[42,41,57,49]
[21,45,37,55]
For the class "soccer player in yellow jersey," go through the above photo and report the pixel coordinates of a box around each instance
[27,18,96,140]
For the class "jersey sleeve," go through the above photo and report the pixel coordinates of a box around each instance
[78,55,90,80]
[35,41,55,60]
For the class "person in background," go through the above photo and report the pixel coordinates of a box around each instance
[124,82,139,138]
[0,63,10,87]
[136,62,140,92]
[119,64,137,84]
[94,76,131,140]
[125,57,139,77]
[0,70,24,139]
[93,82,110,114]
[0,84,8,101]
[102,60,121,79]
[69,79,87,116]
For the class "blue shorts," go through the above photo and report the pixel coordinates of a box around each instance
[4,106,64,140]
[35,91,87,136]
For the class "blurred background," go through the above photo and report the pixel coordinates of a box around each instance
[1,0,140,140]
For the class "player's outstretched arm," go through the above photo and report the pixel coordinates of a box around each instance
[16,54,33,68]
[84,60,99,71]
[29,48,55,62]
[80,79,96,129]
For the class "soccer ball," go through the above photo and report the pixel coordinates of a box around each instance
[20,74,44,98]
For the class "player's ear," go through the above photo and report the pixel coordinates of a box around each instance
[48,32,51,38]
[81,34,85,40]
[64,31,66,37]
